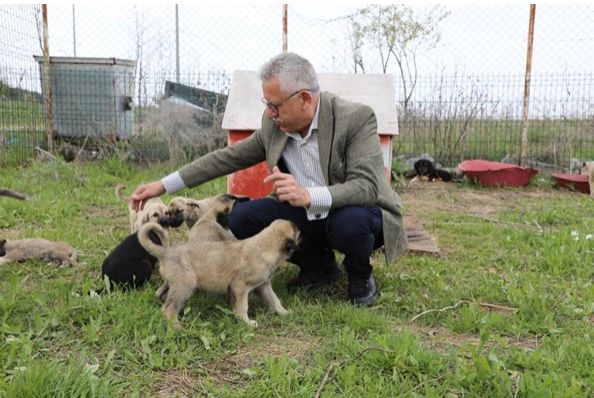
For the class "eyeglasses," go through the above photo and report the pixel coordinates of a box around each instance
[261,89,309,114]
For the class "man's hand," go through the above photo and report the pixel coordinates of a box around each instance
[263,166,311,208]
[131,180,166,211]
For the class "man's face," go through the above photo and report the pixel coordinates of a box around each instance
[261,77,312,134]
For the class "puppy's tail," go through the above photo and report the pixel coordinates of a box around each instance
[138,222,168,259]
[115,184,130,202]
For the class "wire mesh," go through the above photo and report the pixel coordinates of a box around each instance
[0,4,592,170]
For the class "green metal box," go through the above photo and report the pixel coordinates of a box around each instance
[34,56,136,139]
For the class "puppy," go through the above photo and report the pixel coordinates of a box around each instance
[581,161,594,197]
[156,194,243,302]
[410,159,452,183]
[188,206,236,242]
[0,238,77,267]
[116,184,168,233]
[166,196,203,228]
[138,219,301,329]
[167,194,250,230]
[187,193,250,241]
[101,231,163,290]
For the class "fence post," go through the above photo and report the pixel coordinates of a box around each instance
[520,4,536,166]
[282,4,288,52]
[175,4,180,83]
[41,4,55,152]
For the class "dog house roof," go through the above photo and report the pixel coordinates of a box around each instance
[222,70,398,135]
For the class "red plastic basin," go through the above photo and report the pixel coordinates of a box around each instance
[551,173,590,194]
[458,160,538,187]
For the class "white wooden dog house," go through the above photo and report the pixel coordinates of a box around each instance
[222,70,399,198]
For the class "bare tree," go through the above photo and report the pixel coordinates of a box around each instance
[347,17,365,74]
[350,5,449,114]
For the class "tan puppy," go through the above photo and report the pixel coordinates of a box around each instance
[115,184,168,233]
[187,194,245,241]
[167,194,250,229]
[138,219,301,329]
[156,194,239,304]
[188,206,236,242]
[166,196,203,228]
[0,238,78,267]
[581,161,594,197]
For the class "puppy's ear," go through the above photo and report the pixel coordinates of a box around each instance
[229,194,251,204]
[216,212,230,228]
[0,239,6,256]
[187,202,200,209]
[141,213,151,224]
[284,239,299,256]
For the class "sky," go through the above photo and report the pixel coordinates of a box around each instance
[39,4,593,75]
[1,4,592,117]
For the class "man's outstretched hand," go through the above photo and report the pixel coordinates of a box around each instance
[130,180,166,211]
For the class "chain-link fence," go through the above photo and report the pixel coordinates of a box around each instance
[1,4,593,170]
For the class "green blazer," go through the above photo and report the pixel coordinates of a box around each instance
[177,91,407,263]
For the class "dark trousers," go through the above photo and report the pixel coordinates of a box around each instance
[228,198,384,279]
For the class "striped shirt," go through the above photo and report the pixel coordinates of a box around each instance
[283,98,332,220]
[161,98,332,221]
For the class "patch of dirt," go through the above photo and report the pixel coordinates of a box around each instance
[395,322,540,354]
[400,183,567,255]
[83,206,119,219]
[402,182,572,220]
[152,332,319,396]
[153,369,207,398]
[403,182,508,219]
[214,332,318,381]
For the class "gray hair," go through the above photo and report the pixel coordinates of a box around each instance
[258,52,319,93]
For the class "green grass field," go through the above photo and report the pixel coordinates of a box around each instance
[0,159,592,397]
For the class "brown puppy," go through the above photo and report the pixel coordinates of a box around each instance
[581,161,594,197]
[0,238,78,267]
[138,219,301,329]
[115,184,168,233]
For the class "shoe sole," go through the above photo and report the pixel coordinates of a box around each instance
[350,290,380,307]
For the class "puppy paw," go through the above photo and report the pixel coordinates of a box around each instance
[276,308,290,316]
[246,319,258,327]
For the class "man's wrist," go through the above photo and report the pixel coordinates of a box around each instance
[160,171,186,194]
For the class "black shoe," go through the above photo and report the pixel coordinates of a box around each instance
[287,263,341,293]
[348,274,379,306]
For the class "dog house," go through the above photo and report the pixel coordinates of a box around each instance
[222,71,399,199]
[34,56,136,140]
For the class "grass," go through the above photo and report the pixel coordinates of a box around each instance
[0,159,593,397]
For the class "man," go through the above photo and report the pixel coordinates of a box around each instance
[131,52,407,306]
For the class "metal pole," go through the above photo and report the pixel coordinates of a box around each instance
[520,4,536,167]
[72,5,76,57]
[41,4,55,151]
[282,4,288,52]
[175,4,180,83]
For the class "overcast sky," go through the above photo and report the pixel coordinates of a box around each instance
[1,4,591,117]
[42,4,592,76]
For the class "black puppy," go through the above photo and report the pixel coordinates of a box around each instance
[413,159,452,182]
[101,230,162,290]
